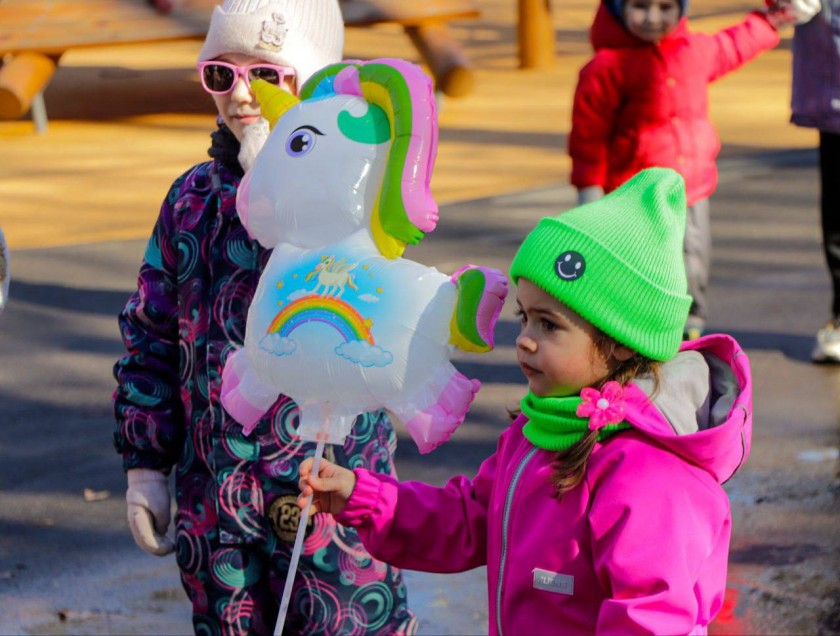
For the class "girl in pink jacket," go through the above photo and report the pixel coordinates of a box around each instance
[297,168,754,635]
[569,0,796,339]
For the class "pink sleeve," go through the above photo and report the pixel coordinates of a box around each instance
[335,451,498,573]
[702,12,780,82]
[588,443,731,634]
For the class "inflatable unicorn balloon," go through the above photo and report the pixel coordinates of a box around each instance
[220,58,507,453]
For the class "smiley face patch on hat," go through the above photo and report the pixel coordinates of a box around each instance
[555,251,586,281]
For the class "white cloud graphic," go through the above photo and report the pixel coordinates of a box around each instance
[335,340,393,367]
[260,334,297,356]
[357,293,380,303]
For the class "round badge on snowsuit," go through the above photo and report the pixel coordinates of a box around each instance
[555,251,586,281]
[268,494,314,543]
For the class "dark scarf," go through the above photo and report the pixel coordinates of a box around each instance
[208,119,245,177]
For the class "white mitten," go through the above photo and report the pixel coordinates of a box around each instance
[788,0,821,23]
[126,468,175,556]
[577,185,605,206]
[238,117,271,172]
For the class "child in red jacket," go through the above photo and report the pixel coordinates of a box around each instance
[568,0,799,338]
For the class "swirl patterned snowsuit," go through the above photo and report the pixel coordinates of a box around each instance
[113,125,416,636]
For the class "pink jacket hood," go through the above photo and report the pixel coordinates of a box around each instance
[337,333,753,635]
[622,333,752,484]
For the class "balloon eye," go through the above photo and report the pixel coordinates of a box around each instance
[286,130,315,157]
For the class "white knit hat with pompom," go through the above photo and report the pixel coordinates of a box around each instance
[198,0,344,86]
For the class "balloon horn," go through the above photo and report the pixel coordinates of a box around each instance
[251,79,300,129]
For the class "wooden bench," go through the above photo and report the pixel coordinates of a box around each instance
[0,0,480,133]
[341,0,479,98]
[0,0,221,132]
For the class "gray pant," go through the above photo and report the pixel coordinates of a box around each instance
[684,197,710,326]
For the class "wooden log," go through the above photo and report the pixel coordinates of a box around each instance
[405,23,474,98]
[0,52,57,129]
[518,0,555,69]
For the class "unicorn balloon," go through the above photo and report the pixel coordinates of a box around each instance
[220,59,507,453]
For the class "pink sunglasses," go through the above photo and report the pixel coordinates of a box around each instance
[197,61,295,95]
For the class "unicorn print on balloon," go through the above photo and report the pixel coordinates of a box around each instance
[304,255,357,297]
[221,58,508,453]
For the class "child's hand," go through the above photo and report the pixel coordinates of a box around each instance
[764,0,821,26]
[126,468,175,556]
[577,186,605,206]
[298,457,356,515]
[788,0,821,22]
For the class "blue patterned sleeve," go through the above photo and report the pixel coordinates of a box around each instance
[112,174,188,473]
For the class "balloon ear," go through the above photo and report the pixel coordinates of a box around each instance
[252,79,300,129]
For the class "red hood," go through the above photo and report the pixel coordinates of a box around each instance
[590,2,689,51]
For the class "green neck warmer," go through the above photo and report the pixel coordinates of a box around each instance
[520,391,631,452]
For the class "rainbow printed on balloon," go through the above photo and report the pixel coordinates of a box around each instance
[266,295,375,345]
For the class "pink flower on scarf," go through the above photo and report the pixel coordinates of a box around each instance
[577,381,626,431]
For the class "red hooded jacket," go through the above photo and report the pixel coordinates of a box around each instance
[569,5,780,205]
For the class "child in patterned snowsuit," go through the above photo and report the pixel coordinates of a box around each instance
[112,1,416,633]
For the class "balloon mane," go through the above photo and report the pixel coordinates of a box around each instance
[299,60,439,259]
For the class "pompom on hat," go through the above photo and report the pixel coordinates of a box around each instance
[198,0,344,87]
[509,168,692,361]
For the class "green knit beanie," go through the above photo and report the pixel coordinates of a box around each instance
[509,168,692,361]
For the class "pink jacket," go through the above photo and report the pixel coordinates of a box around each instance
[569,5,779,205]
[336,334,753,635]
